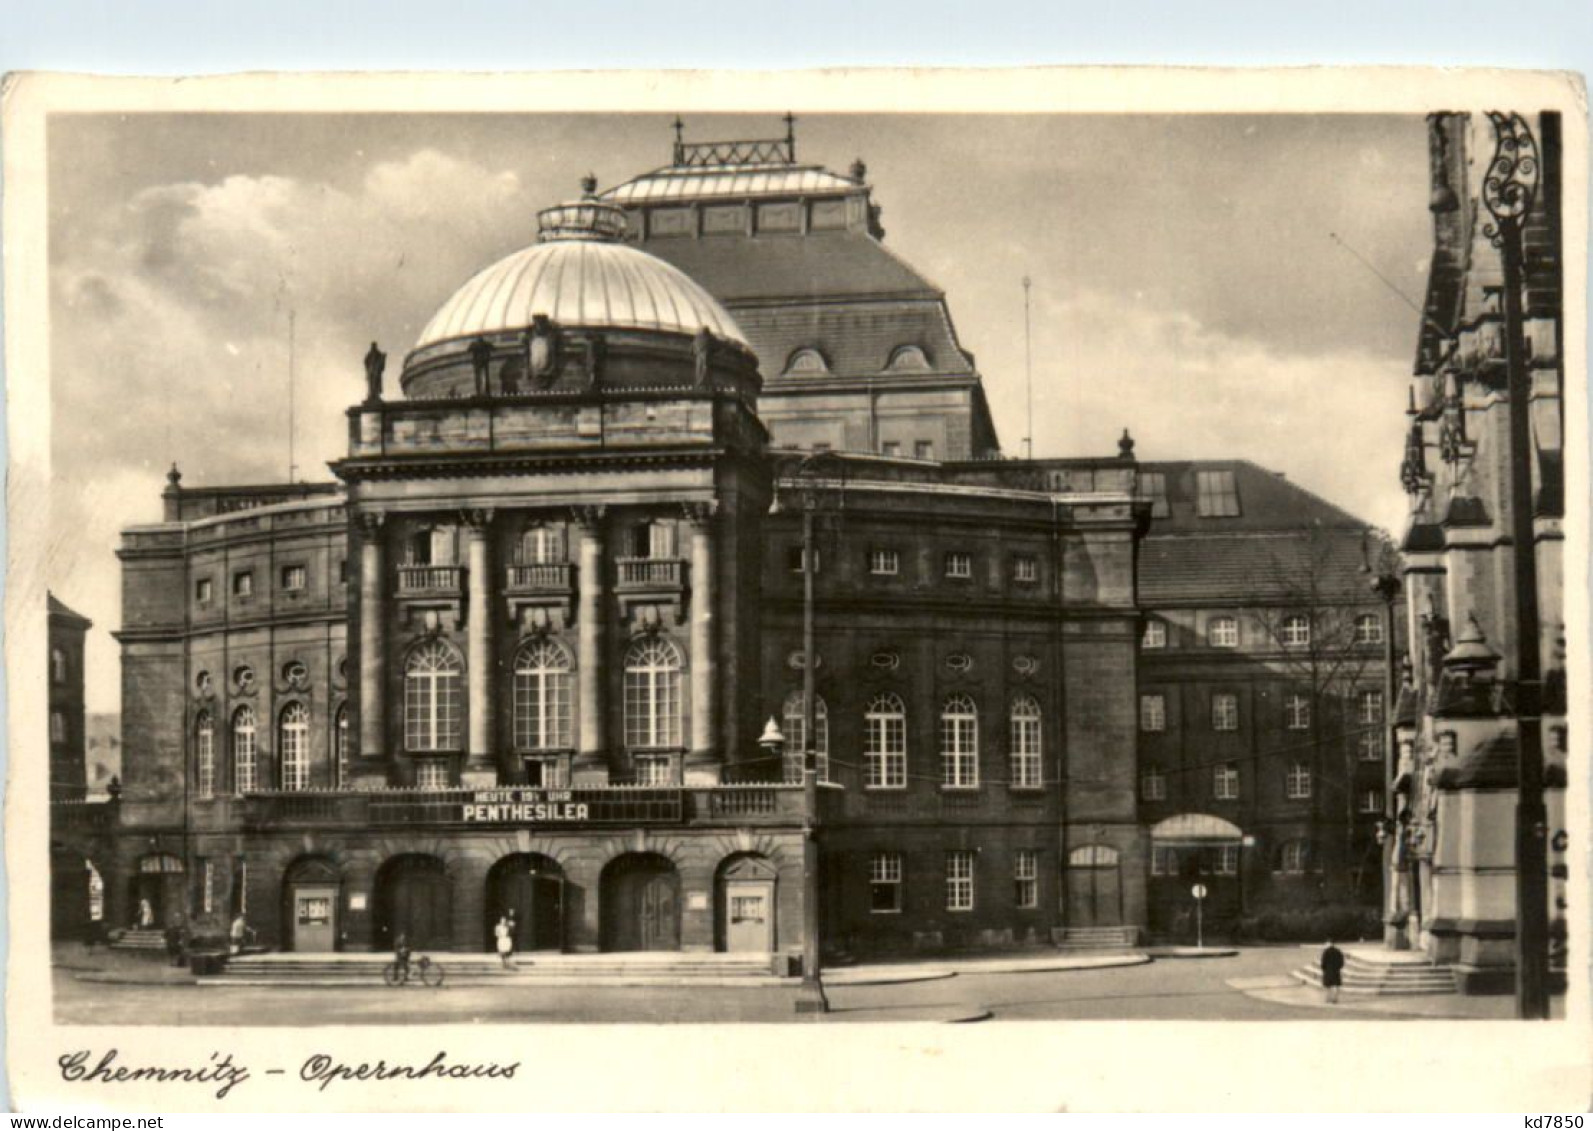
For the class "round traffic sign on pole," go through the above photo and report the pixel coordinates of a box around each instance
[1191,883,1208,900]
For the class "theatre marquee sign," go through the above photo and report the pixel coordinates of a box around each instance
[457,788,683,825]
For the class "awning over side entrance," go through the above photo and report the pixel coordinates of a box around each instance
[1150,813,1243,845]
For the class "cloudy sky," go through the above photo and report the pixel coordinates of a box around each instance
[47,112,1431,711]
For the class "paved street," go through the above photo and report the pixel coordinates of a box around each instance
[51,945,1534,1026]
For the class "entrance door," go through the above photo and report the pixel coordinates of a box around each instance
[600,854,681,952]
[724,881,774,953]
[639,870,680,951]
[292,884,338,952]
[376,856,451,950]
[487,856,565,952]
[1066,845,1124,928]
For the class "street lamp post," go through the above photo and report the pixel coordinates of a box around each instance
[1481,110,1550,1020]
[1367,562,1401,943]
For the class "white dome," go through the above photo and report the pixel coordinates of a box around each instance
[414,201,746,352]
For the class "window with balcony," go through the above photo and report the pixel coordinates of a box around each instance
[1355,613,1384,645]
[1286,762,1312,799]
[864,693,907,789]
[196,711,215,798]
[279,702,310,791]
[781,691,830,783]
[514,639,573,752]
[1009,696,1043,789]
[868,548,899,576]
[940,694,979,788]
[1014,849,1039,909]
[623,638,683,750]
[232,706,258,794]
[1139,693,1166,733]
[518,524,566,565]
[1214,763,1240,800]
[404,640,463,752]
[870,852,903,912]
[1208,616,1239,648]
[945,850,975,911]
[1195,469,1241,517]
[945,551,973,579]
[1211,693,1239,732]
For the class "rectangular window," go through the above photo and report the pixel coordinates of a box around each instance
[1211,693,1239,732]
[786,545,821,573]
[809,199,847,231]
[200,858,215,916]
[1012,555,1038,584]
[1279,840,1310,874]
[1360,789,1383,814]
[945,850,975,912]
[864,707,907,789]
[1286,762,1312,800]
[1013,849,1039,909]
[415,758,450,791]
[1138,470,1171,518]
[1214,763,1240,800]
[648,206,695,237]
[756,201,801,233]
[945,552,972,579]
[1281,614,1311,647]
[196,578,214,605]
[869,852,903,913]
[1141,768,1167,801]
[233,571,254,598]
[868,549,899,576]
[1285,694,1311,731]
[50,710,66,745]
[634,754,673,786]
[1142,619,1167,649]
[701,204,746,234]
[1010,706,1043,789]
[1360,731,1385,762]
[1195,469,1241,517]
[1151,845,1176,876]
[941,707,979,789]
[1214,845,1240,876]
[523,756,568,789]
[1355,614,1384,645]
[281,564,306,592]
[1139,693,1166,733]
[338,559,348,584]
[914,440,934,460]
[1208,617,1239,648]
[1358,689,1384,726]
[881,441,902,457]
[236,858,248,918]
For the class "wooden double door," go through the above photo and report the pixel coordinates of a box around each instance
[601,854,680,952]
[487,855,565,952]
[375,856,452,950]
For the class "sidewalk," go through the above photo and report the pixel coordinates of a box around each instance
[1225,974,1567,1020]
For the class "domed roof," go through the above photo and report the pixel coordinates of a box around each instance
[414,197,747,352]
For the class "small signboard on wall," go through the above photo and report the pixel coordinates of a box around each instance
[349,894,368,911]
[686,891,709,912]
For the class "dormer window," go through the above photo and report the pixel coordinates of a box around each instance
[1195,470,1241,517]
[884,345,931,372]
[784,348,829,376]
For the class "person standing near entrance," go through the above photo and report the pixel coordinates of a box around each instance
[1320,940,1345,1004]
[494,916,514,969]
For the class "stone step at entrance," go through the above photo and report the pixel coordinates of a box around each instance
[1292,948,1456,995]
[212,951,788,986]
[1052,926,1141,952]
[109,929,170,951]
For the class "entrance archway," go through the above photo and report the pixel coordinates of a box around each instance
[374,854,452,951]
[1148,813,1245,939]
[600,853,680,952]
[715,853,777,953]
[282,856,341,953]
[485,854,565,953]
[129,853,183,929]
[1066,845,1124,928]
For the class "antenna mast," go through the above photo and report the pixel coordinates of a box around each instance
[287,309,298,483]
[1022,276,1033,460]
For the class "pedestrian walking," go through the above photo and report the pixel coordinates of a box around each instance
[495,915,514,969]
[1320,939,1345,1004]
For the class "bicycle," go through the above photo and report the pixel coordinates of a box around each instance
[383,954,445,987]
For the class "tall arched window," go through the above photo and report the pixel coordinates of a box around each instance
[232,706,257,794]
[518,524,565,565]
[334,703,349,788]
[624,638,683,749]
[782,690,830,782]
[941,694,979,788]
[514,639,573,751]
[405,640,463,751]
[279,702,310,791]
[1009,695,1042,789]
[864,692,907,789]
[195,711,215,798]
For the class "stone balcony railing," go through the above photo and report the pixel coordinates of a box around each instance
[49,799,117,832]
[506,563,575,592]
[396,565,465,594]
[616,557,684,588]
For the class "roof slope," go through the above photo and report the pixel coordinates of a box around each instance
[638,230,938,305]
[48,592,92,628]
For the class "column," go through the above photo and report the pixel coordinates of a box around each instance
[685,502,719,784]
[356,513,386,768]
[572,506,607,785]
[463,509,495,786]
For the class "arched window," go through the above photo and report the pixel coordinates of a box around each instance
[518,524,565,566]
[864,692,907,789]
[405,640,463,751]
[885,345,931,372]
[51,648,67,684]
[514,639,573,751]
[232,706,257,794]
[279,702,310,791]
[1009,695,1042,789]
[781,690,829,782]
[941,694,979,788]
[334,704,349,788]
[195,711,215,798]
[623,638,683,749]
[784,348,829,375]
